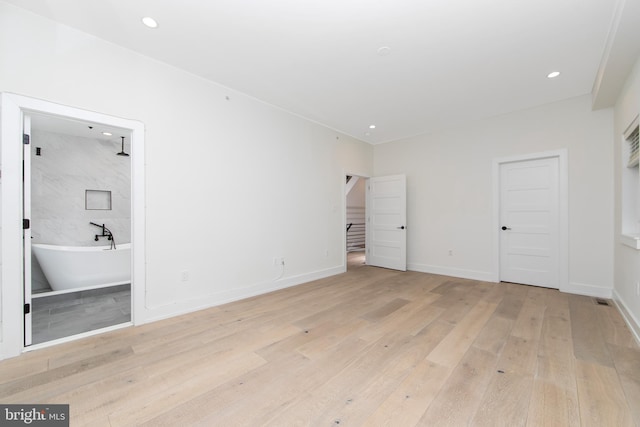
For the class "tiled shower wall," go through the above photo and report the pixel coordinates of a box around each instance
[30,129,131,290]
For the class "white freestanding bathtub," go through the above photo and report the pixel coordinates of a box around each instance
[32,243,131,292]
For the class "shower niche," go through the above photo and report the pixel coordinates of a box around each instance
[86,190,112,210]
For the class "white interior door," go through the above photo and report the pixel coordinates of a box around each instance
[23,114,32,346]
[366,174,407,271]
[499,157,559,288]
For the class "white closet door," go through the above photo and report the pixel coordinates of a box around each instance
[499,157,560,288]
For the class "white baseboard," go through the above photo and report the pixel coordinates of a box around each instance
[612,289,640,346]
[407,263,495,282]
[407,265,617,302]
[140,266,344,324]
[562,282,613,298]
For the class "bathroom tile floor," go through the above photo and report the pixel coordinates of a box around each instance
[31,284,131,345]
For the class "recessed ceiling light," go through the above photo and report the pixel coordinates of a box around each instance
[369,125,376,129]
[142,17,158,28]
[102,132,112,136]
[377,46,391,56]
[547,71,561,78]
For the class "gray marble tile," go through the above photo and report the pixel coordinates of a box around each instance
[31,285,131,345]
[31,129,131,247]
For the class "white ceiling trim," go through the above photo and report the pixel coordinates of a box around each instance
[592,0,640,110]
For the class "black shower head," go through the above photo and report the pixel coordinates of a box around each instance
[117,136,129,156]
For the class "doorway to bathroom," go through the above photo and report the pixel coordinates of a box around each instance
[0,93,146,359]
[25,113,133,345]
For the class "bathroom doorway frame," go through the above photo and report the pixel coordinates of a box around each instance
[0,93,146,359]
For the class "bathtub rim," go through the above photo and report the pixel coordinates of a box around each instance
[32,243,132,252]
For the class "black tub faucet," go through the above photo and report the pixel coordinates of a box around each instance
[90,222,116,249]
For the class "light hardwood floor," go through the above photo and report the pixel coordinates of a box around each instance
[1,252,639,426]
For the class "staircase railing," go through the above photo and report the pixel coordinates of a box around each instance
[346,222,365,251]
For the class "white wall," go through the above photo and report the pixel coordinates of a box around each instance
[374,95,614,295]
[0,1,373,354]
[613,56,640,341]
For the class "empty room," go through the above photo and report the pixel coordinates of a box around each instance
[0,0,639,425]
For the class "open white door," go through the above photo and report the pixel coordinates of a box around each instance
[366,174,407,271]
[23,114,32,346]
[499,157,559,288]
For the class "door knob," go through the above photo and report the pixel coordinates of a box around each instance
[501,226,511,230]
[397,226,405,230]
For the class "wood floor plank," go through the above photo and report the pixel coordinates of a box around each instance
[357,294,444,343]
[326,320,455,426]
[0,253,637,426]
[429,279,460,294]
[256,319,345,361]
[363,321,454,426]
[361,297,411,321]
[431,283,487,326]
[364,359,451,427]
[575,360,634,427]
[472,371,534,427]
[0,347,133,399]
[314,334,447,426]
[598,304,639,348]
[45,309,219,369]
[530,300,580,426]
[510,298,547,340]
[569,295,614,367]
[138,350,313,426]
[526,378,581,427]
[427,299,497,367]
[473,314,514,355]
[257,332,419,426]
[472,293,546,426]
[0,352,50,385]
[494,293,527,321]
[53,366,155,426]
[295,318,370,359]
[607,343,640,426]
[497,335,539,376]
[419,346,498,426]
[537,305,575,381]
[292,282,400,329]
[107,352,267,426]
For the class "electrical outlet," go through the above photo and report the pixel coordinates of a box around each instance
[181,270,189,282]
[273,257,285,266]
[448,250,453,256]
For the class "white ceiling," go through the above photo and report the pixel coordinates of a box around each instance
[5,0,629,144]
[30,113,130,143]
